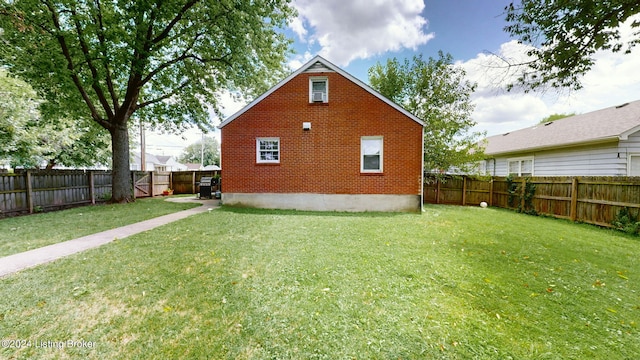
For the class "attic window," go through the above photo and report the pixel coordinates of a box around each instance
[309,77,328,103]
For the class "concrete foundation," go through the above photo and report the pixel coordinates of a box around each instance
[221,193,422,212]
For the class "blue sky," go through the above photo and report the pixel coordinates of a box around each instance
[147,0,640,158]
[289,0,514,80]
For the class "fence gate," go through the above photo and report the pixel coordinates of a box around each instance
[133,172,151,198]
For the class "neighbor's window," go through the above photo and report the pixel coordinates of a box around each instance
[629,154,640,176]
[361,136,383,173]
[507,157,533,176]
[309,77,328,103]
[256,137,280,164]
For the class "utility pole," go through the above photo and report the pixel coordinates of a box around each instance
[200,133,205,170]
[140,121,146,171]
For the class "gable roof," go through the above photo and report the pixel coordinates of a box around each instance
[218,55,424,128]
[484,100,640,155]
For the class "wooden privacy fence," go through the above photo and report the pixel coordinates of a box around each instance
[0,170,112,216]
[0,170,220,217]
[171,170,221,194]
[424,175,640,227]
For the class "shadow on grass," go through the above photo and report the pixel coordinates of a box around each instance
[218,204,418,218]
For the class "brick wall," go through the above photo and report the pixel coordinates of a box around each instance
[221,71,423,196]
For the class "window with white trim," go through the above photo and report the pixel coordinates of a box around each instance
[629,154,640,176]
[309,77,328,103]
[256,137,280,164]
[507,157,533,176]
[361,136,383,173]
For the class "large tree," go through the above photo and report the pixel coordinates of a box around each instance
[369,52,485,174]
[0,0,293,202]
[504,0,640,91]
[179,136,220,167]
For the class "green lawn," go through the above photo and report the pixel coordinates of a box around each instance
[0,205,638,359]
[0,197,199,257]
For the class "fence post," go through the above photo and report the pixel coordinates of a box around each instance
[570,177,578,222]
[462,176,467,205]
[489,178,494,206]
[150,171,155,196]
[26,170,34,214]
[89,171,96,204]
[192,171,196,195]
[520,178,526,210]
[436,178,441,204]
[131,171,136,198]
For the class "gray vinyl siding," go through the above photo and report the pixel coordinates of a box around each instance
[621,131,640,155]
[489,141,634,176]
[621,131,640,175]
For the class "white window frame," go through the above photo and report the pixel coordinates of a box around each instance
[361,136,383,173]
[507,156,534,176]
[256,137,280,164]
[309,76,328,103]
[629,153,640,176]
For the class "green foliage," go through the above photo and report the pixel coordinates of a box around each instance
[0,0,294,201]
[538,113,576,124]
[504,1,640,91]
[178,136,220,167]
[368,52,486,176]
[612,208,640,236]
[506,174,519,207]
[0,70,110,169]
[506,174,537,215]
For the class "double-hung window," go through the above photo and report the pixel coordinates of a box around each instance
[507,157,533,176]
[361,136,383,173]
[309,77,328,103]
[256,137,280,164]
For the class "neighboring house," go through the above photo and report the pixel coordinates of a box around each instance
[203,164,221,171]
[218,56,425,212]
[156,155,188,171]
[481,100,640,177]
[131,152,187,171]
[184,163,202,170]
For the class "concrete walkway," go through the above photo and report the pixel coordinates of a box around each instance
[0,197,220,278]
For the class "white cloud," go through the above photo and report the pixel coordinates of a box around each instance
[461,15,640,137]
[291,0,434,66]
[288,51,314,71]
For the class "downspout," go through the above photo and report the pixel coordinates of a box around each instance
[421,129,425,212]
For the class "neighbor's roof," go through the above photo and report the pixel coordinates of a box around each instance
[217,55,425,128]
[484,100,640,156]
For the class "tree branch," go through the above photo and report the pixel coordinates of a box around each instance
[137,80,190,109]
[140,31,231,86]
[44,0,110,129]
[93,0,119,111]
[150,0,200,46]
[70,3,114,119]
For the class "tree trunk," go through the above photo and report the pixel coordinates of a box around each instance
[110,124,134,203]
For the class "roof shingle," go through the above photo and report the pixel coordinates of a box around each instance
[484,100,640,155]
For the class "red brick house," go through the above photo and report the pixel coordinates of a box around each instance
[218,56,425,212]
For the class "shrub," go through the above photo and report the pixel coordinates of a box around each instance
[612,207,640,235]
